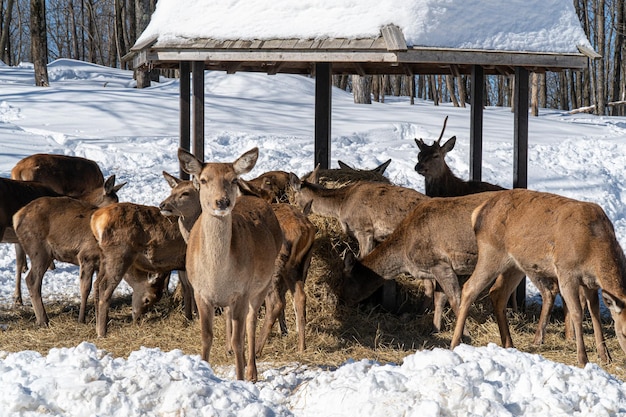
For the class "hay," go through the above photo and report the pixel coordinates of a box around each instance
[1,212,625,382]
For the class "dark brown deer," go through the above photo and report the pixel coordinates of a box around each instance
[178,147,283,381]
[451,189,626,366]
[10,153,125,306]
[90,202,186,337]
[245,170,291,203]
[13,196,165,326]
[289,166,426,257]
[414,116,505,197]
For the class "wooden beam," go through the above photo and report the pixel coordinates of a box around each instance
[513,66,529,310]
[179,61,191,179]
[314,62,332,169]
[470,65,484,181]
[192,61,205,162]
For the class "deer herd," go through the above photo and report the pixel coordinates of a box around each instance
[3,116,626,381]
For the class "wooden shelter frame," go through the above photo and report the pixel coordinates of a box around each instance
[129,24,596,307]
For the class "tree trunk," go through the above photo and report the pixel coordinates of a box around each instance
[531,72,539,116]
[0,0,15,64]
[596,0,606,115]
[135,0,152,88]
[115,0,128,68]
[30,0,49,86]
[445,75,459,107]
[351,75,372,104]
[612,0,624,115]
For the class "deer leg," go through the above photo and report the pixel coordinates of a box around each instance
[14,243,27,306]
[230,302,248,381]
[246,294,265,382]
[195,294,214,363]
[429,265,462,332]
[524,276,559,345]
[94,256,129,337]
[256,281,285,356]
[177,270,196,320]
[24,251,53,326]
[77,253,97,323]
[558,277,589,366]
[293,279,307,352]
[489,270,525,348]
[451,249,507,349]
[582,287,611,364]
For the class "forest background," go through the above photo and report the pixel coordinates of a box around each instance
[0,0,621,115]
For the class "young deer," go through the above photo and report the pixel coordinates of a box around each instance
[90,202,186,337]
[451,189,626,366]
[178,147,283,381]
[13,197,164,326]
[414,116,505,197]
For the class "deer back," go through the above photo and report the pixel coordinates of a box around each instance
[0,178,61,236]
[91,202,186,272]
[11,153,125,207]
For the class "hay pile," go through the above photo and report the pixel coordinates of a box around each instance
[1,208,625,382]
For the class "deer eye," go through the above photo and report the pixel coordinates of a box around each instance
[181,192,189,197]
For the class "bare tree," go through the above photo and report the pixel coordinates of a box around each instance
[0,0,15,63]
[29,0,48,86]
[351,75,372,104]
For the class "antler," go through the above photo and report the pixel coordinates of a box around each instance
[436,116,449,144]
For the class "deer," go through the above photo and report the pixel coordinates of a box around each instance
[450,188,626,366]
[90,202,186,337]
[10,153,126,306]
[289,166,426,258]
[13,196,165,326]
[244,170,291,203]
[161,171,316,354]
[341,192,505,334]
[414,116,505,197]
[177,147,284,381]
[238,177,316,355]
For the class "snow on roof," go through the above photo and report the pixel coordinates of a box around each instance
[136,0,592,54]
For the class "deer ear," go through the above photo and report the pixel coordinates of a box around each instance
[288,172,301,191]
[441,136,456,153]
[337,160,354,171]
[603,290,625,314]
[233,148,259,176]
[310,164,321,184]
[373,158,391,174]
[178,148,203,176]
[414,138,426,150]
[343,250,357,272]
[162,171,182,188]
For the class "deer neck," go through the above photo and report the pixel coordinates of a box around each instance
[199,211,234,267]
[305,185,349,217]
[360,243,404,279]
[424,166,466,197]
[178,206,202,242]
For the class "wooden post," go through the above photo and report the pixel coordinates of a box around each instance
[192,61,205,162]
[314,62,332,169]
[470,65,484,181]
[513,66,529,310]
[179,61,191,179]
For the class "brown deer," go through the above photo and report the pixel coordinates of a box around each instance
[451,189,626,366]
[13,197,165,326]
[245,170,291,203]
[341,192,507,333]
[90,202,186,337]
[414,116,505,197]
[238,178,316,355]
[178,147,283,381]
[289,166,426,257]
[10,153,125,306]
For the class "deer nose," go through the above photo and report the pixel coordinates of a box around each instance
[216,197,231,211]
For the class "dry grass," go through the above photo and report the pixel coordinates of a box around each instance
[1,212,625,382]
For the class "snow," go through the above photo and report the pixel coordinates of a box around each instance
[136,0,592,53]
[2,59,626,415]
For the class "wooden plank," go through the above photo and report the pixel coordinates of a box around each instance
[513,66,529,311]
[314,63,332,170]
[381,24,407,51]
[470,65,484,181]
[192,61,205,162]
[179,61,191,180]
